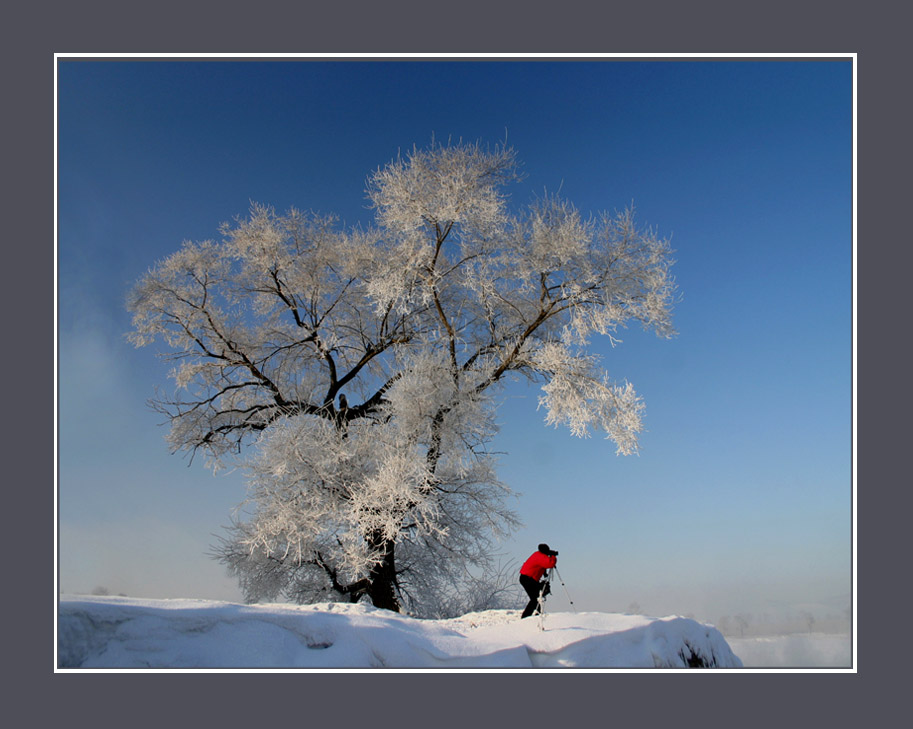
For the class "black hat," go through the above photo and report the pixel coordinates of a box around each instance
[538,543,550,554]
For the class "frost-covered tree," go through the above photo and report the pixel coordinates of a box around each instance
[128,140,677,614]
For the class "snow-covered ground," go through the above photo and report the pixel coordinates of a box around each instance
[58,595,744,669]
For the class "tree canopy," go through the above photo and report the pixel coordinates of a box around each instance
[128,140,676,616]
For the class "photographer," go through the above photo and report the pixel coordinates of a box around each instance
[519,543,558,618]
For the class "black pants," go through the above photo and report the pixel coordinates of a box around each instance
[520,574,548,618]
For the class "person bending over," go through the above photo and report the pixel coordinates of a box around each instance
[519,543,558,618]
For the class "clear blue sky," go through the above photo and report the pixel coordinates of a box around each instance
[57,58,852,624]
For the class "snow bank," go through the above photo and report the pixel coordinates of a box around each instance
[58,595,742,669]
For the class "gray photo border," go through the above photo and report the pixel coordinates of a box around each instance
[12,0,897,724]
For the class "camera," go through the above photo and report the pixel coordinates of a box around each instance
[550,550,559,557]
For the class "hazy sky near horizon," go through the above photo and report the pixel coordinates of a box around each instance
[57,58,853,623]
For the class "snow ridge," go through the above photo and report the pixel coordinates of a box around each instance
[58,595,743,669]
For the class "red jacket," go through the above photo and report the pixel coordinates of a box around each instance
[520,550,557,581]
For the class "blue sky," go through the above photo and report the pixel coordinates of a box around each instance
[57,58,853,624]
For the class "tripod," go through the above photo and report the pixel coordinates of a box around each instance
[536,567,577,630]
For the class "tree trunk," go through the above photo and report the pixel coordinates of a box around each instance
[366,534,400,612]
